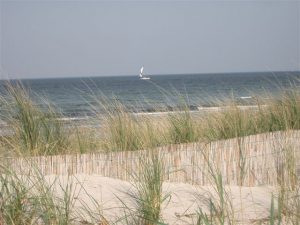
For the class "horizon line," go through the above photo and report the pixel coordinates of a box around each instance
[1,70,300,81]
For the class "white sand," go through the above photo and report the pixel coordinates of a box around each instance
[45,174,277,225]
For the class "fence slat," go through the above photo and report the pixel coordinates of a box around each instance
[2,131,300,186]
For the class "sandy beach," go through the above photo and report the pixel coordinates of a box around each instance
[47,174,276,225]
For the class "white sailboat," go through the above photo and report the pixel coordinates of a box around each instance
[139,66,150,80]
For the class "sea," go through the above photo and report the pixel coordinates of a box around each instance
[1,71,300,121]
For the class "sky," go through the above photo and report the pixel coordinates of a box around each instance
[0,0,299,79]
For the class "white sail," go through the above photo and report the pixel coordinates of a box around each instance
[139,66,144,77]
[139,65,150,80]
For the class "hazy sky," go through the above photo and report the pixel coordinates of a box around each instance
[0,0,299,79]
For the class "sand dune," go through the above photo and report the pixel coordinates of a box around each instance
[48,174,276,225]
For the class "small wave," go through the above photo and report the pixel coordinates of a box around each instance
[240,96,252,99]
[56,116,90,122]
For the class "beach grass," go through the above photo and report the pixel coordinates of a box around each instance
[98,100,169,152]
[100,104,143,152]
[0,83,69,156]
[168,105,199,144]
[2,82,300,155]
[120,150,168,225]
[0,166,76,225]
[97,85,300,150]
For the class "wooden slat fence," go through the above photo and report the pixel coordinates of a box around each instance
[2,131,300,186]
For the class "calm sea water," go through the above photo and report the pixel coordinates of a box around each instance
[1,72,300,118]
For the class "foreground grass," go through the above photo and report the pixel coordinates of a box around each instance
[0,166,81,225]
[128,151,168,225]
